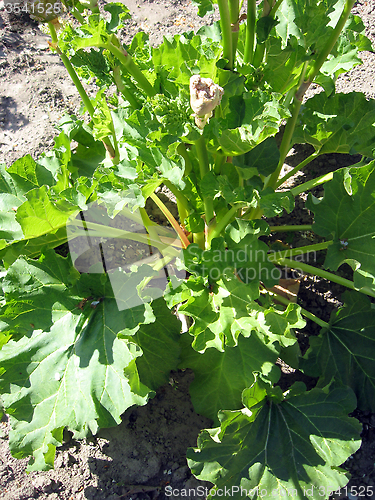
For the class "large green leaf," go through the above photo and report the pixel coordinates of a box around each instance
[233,137,280,178]
[188,385,361,499]
[276,0,336,55]
[307,163,375,293]
[320,13,374,79]
[236,302,305,350]
[266,2,369,93]
[16,186,78,239]
[0,253,78,339]
[130,299,181,391]
[259,189,295,217]
[200,171,257,206]
[58,114,107,179]
[264,36,306,93]
[301,292,375,412]
[320,32,362,78]
[179,271,303,354]
[0,313,150,471]
[0,157,50,249]
[206,91,290,156]
[184,232,280,290]
[293,92,375,157]
[180,333,280,423]
[0,252,154,340]
[179,285,220,352]
[70,48,112,87]
[104,2,131,32]
[0,252,166,470]
[114,107,186,189]
[0,152,78,263]
[6,155,55,191]
[0,228,68,269]
[208,279,261,349]
[152,31,222,88]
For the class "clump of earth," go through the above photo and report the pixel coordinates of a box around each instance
[0,1,375,499]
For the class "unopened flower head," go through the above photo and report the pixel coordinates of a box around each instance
[190,75,224,128]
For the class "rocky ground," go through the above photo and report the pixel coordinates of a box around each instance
[0,0,375,499]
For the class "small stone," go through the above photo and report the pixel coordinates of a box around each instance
[172,465,189,482]
[32,477,54,492]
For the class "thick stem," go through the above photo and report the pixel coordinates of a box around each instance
[269,224,312,232]
[138,253,177,292]
[193,231,205,250]
[276,257,375,298]
[138,210,179,282]
[139,207,162,246]
[163,180,192,214]
[290,172,334,197]
[290,155,367,197]
[70,6,86,23]
[48,22,95,117]
[48,22,117,159]
[244,0,256,63]
[195,136,215,225]
[217,0,233,69]
[106,44,156,98]
[252,0,280,67]
[112,66,141,109]
[278,0,356,135]
[70,219,182,249]
[268,241,333,261]
[213,154,226,175]
[266,99,302,189]
[269,0,284,17]
[61,0,86,23]
[265,59,310,188]
[275,152,319,188]
[252,43,266,67]
[150,193,190,249]
[104,117,119,162]
[306,0,356,83]
[298,307,330,329]
[177,200,188,228]
[208,203,246,244]
[229,0,240,65]
[245,205,263,220]
[283,88,295,109]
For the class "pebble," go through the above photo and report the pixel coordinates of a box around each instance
[172,465,189,482]
[32,477,54,492]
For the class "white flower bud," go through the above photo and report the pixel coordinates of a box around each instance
[190,75,224,128]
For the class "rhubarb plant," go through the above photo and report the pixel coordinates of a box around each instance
[1,0,375,498]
